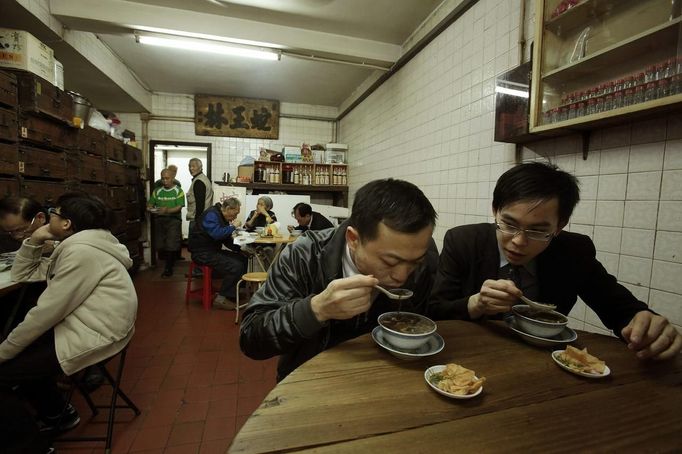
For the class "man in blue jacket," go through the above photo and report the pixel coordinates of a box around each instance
[188,198,247,310]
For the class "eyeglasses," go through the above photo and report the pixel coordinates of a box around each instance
[48,207,69,220]
[495,220,554,242]
[2,216,36,237]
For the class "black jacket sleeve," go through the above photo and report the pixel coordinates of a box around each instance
[194,181,207,215]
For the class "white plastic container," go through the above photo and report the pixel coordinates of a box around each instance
[0,28,55,82]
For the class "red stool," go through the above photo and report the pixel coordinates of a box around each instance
[185,262,217,311]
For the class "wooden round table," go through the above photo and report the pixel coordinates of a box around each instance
[229,320,682,453]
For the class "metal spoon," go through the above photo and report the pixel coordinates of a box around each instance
[374,285,414,300]
[519,294,557,312]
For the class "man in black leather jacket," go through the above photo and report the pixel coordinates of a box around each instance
[240,179,439,380]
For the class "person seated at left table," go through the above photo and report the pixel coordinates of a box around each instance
[148,168,185,277]
[189,197,248,310]
[244,196,277,232]
[0,192,137,453]
[0,196,51,337]
[0,196,50,254]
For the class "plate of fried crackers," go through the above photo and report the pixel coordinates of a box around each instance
[425,364,485,399]
[552,346,610,378]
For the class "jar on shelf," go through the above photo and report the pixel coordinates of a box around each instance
[624,88,635,106]
[550,107,560,123]
[634,85,645,104]
[613,90,624,109]
[657,78,670,98]
[615,79,624,92]
[624,75,635,90]
[282,165,293,184]
[576,101,586,117]
[595,96,605,113]
[645,65,657,83]
[671,74,682,95]
[568,103,577,119]
[254,164,266,183]
[558,106,569,122]
[635,72,646,87]
[644,82,657,102]
[586,98,597,115]
[604,94,614,111]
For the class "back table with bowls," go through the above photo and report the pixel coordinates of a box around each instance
[229,308,682,453]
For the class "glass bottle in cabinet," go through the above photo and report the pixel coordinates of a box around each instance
[531,0,682,131]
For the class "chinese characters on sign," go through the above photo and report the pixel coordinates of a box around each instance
[195,95,280,139]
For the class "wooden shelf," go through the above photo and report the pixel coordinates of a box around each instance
[530,92,682,133]
[542,17,681,84]
[544,0,637,35]
[218,181,349,207]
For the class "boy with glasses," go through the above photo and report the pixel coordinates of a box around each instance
[429,162,681,361]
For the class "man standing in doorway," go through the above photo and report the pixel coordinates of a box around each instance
[186,158,213,234]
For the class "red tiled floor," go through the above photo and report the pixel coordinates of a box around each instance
[55,261,278,453]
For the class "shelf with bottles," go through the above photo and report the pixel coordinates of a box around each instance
[252,161,348,187]
[530,0,682,132]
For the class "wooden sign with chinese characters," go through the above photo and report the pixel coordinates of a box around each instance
[195,95,279,139]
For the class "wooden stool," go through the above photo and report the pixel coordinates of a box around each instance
[185,262,217,311]
[235,272,267,324]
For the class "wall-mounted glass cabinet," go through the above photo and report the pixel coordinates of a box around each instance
[530,0,682,132]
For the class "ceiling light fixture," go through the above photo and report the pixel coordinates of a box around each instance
[135,33,281,61]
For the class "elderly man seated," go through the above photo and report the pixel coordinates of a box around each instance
[189,198,248,310]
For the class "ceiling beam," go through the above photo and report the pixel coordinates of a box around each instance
[50,0,402,63]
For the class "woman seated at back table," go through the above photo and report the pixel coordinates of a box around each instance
[244,196,277,232]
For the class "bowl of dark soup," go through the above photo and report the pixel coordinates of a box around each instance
[512,304,568,338]
[378,312,437,350]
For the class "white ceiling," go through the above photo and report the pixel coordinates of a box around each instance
[12,0,444,111]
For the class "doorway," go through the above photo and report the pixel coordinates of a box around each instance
[149,140,212,243]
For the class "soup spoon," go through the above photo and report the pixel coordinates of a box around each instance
[519,294,556,311]
[374,285,414,300]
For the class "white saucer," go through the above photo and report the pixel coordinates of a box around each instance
[505,316,577,348]
[551,350,611,378]
[371,326,444,360]
[424,365,483,399]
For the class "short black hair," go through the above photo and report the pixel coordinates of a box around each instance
[493,162,580,226]
[349,179,437,241]
[57,192,113,233]
[0,196,43,221]
[293,202,312,217]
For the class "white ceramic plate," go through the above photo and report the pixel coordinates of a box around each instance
[551,350,611,378]
[424,365,483,399]
[371,326,444,360]
[505,316,578,348]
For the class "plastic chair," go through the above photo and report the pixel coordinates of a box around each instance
[56,347,140,454]
[235,272,267,324]
[185,262,217,311]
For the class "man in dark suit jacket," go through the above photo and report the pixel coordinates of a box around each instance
[429,162,681,361]
[288,202,334,233]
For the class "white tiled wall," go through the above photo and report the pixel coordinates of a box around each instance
[338,0,682,335]
[118,94,337,185]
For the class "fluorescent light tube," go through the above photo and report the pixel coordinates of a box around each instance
[494,86,529,98]
[137,34,280,61]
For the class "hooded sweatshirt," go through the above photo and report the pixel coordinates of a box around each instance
[1,229,138,375]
